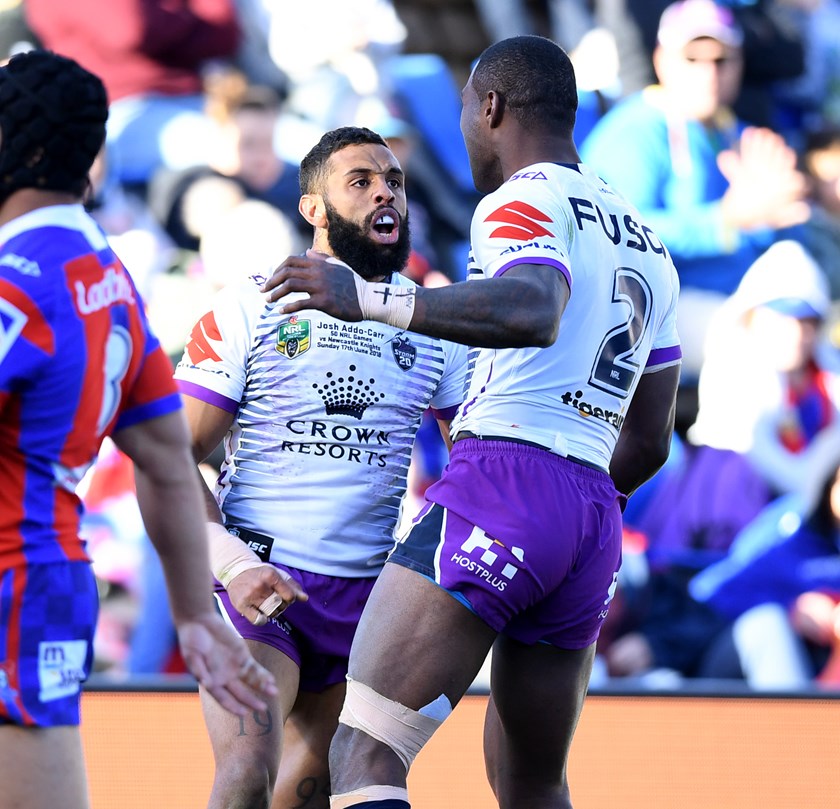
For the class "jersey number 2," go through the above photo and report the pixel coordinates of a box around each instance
[590,267,652,398]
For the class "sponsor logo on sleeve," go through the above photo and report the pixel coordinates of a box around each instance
[0,253,41,277]
[185,311,223,365]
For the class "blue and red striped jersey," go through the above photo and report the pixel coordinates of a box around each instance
[0,204,181,568]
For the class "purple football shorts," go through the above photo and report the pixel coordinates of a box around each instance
[214,563,375,693]
[0,561,98,727]
[389,437,623,649]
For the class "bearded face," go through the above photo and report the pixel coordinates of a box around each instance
[324,198,412,281]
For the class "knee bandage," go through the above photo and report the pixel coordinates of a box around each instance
[338,677,452,771]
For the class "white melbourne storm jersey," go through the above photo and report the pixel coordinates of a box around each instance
[450,162,681,471]
[175,268,467,577]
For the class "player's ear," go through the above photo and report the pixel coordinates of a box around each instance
[487,90,504,129]
[299,194,327,228]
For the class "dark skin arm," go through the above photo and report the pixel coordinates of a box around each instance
[111,410,278,714]
[265,249,676,496]
[263,251,569,349]
[437,419,454,451]
[610,364,680,497]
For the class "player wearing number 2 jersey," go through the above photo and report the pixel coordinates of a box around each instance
[0,50,279,809]
[451,159,680,473]
[264,36,681,809]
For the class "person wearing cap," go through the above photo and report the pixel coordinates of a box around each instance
[581,0,811,390]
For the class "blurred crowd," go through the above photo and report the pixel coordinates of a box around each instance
[6,0,840,690]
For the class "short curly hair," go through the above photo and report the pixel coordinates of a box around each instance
[298,126,388,196]
[0,50,108,204]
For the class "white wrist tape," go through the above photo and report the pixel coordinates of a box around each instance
[354,274,416,330]
[206,522,264,589]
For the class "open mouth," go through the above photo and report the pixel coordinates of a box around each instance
[370,209,400,244]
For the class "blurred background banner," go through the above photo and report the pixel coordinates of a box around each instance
[82,684,840,809]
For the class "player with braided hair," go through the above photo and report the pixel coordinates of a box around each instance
[0,50,107,203]
[0,50,285,809]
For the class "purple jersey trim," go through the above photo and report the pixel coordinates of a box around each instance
[431,404,460,420]
[496,256,571,291]
[646,344,682,370]
[177,379,239,413]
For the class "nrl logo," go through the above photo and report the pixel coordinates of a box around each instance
[391,335,416,371]
[276,316,311,358]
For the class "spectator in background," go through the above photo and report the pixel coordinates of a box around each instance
[773,0,840,138]
[148,71,308,252]
[605,237,840,684]
[582,0,810,385]
[602,436,773,683]
[87,146,178,301]
[472,0,596,53]
[591,0,668,99]
[26,0,241,187]
[229,0,290,97]
[800,125,840,299]
[689,240,840,498]
[126,199,304,678]
[0,0,39,65]
[470,0,617,146]
[595,0,805,128]
[261,0,407,137]
[690,436,840,689]
[702,0,806,129]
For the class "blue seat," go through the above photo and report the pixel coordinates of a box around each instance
[386,53,475,195]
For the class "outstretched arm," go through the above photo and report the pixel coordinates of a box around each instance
[112,409,277,715]
[263,251,569,348]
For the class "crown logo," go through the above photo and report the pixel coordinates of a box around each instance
[313,365,384,419]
